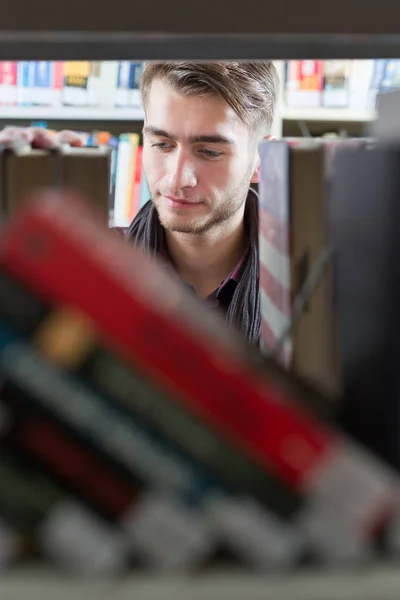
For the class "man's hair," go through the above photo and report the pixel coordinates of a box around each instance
[140,62,279,136]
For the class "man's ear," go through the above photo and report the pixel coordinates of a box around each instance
[250,155,261,184]
[250,135,275,184]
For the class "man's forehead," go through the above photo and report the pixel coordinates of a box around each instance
[144,80,248,143]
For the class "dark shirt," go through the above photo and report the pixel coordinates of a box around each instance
[204,249,248,313]
[115,224,249,314]
[161,236,249,315]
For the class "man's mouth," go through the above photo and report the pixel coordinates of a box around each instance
[164,196,202,209]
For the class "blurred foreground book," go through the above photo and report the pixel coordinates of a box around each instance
[0,189,399,575]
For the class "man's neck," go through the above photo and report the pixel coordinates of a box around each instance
[165,210,247,299]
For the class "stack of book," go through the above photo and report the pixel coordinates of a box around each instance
[0,186,398,575]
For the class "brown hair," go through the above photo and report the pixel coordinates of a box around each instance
[140,62,279,136]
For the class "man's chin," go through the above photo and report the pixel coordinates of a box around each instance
[155,207,206,234]
[161,219,206,234]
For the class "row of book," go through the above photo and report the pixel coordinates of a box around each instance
[285,59,400,110]
[0,61,143,109]
[0,59,398,115]
[0,138,400,575]
[85,130,149,228]
[26,125,149,228]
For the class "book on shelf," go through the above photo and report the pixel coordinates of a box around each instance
[4,123,151,229]
[0,62,17,107]
[284,59,400,112]
[285,60,324,109]
[0,61,144,111]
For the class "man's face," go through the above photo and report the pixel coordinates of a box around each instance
[142,79,260,235]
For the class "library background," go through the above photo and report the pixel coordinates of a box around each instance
[0,59,389,226]
[1,48,400,599]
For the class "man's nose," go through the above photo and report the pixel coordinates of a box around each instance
[168,149,197,189]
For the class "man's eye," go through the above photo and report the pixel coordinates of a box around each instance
[201,149,223,159]
[152,142,172,150]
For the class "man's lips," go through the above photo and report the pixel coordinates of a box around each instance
[164,196,202,209]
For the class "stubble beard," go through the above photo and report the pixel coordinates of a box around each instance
[152,180,251,235]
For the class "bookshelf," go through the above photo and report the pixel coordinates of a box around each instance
[0,59,387,139]
[0,106,144,121]
[0,106,374,125]
[281,107,375,123]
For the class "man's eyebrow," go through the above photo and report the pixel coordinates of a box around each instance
[188,134,235,145]
[143,126,176,140]
[143,126,234,145]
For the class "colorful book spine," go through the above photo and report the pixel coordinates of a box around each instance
[128,62,143,108]
[16,62,34,106]
[130,142,142,220]
[51,61,64,107]
[139,168,150,209]
[32,62,53,106]
[62,61,90,107]
[115,61,130,107]
[285,60,323,108]
[322,60,350,108]
[0,62,17,106]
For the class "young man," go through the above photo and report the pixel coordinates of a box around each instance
[0,61,279,346]
[126,62,279,346]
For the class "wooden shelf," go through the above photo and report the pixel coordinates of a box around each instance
[281,107,376,123]
[1,562,400,600]
[0,106,144,121]
[0,106,376,126]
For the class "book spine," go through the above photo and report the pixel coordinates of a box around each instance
[139,161,150,208]
[62,61,89,107]
[128,62,143,108]
[16,61,35,106]
[115,62,130,107]
[131,145,143,219]
[33,61,52,106]
[52,61,64,108]
[0,62,17,106]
